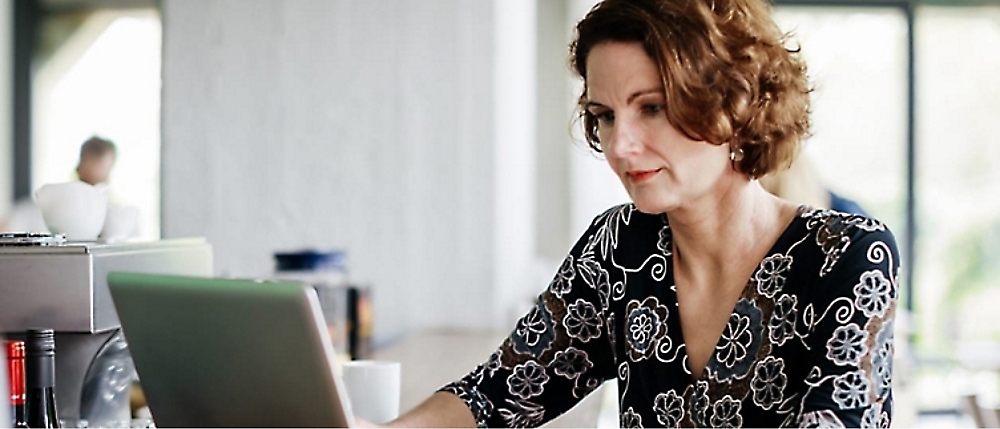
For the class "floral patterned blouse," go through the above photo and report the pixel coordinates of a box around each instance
[441,204,899,428]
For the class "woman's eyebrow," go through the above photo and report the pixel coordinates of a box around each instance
[627,88,664,104]
[584,88,664,110]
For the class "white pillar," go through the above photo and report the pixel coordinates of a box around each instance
[493,0,539,328]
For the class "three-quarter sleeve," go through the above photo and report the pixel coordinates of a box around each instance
[440,216,618,428]
[797,221,900,428]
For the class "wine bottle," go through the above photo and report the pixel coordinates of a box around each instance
[6,340,28,428]
[24,330,60,428]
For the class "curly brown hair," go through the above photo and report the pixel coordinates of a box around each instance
[570,0,811,177]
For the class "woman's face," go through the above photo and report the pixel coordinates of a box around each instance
[584,42,731,214]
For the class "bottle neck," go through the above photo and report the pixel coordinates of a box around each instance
[25,355,55,390]
[8,356,26,405]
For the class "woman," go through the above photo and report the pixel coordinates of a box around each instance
[385,0,898,427]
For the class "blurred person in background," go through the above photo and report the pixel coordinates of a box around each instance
[373,0,900,427]
[0,136,117,233]
[75,136,118,187]
[759,154,869,216]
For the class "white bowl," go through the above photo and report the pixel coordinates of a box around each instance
[35,182,108,241]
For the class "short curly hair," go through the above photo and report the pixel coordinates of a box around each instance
[570,0,811,177]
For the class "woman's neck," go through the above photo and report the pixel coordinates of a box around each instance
[668,178,790,281]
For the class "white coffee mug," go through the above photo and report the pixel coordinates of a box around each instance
[34,181,108,241]
[341,360,401,424]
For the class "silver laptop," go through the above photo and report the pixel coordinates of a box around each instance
[107,272,356,428]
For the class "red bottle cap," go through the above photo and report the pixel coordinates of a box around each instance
[5,340,26,405]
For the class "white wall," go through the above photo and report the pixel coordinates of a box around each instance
[159,0,627,341]
[0,0,12,215]
[161,0,528,340]
[493,0,539,327]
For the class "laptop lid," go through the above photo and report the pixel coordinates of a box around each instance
[107,272,355,428]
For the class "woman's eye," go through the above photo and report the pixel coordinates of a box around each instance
[595,111,614,123]
[644,104,664,114]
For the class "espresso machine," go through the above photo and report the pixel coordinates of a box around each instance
[0,234,213,426]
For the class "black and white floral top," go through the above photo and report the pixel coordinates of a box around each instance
[441,204,899,428]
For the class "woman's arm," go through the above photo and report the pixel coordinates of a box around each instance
[382,205,627,428]
[797,217,899,428]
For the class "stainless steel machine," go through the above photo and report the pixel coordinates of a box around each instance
[0,234,213,426]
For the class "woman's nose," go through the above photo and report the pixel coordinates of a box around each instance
[609,119,642,158]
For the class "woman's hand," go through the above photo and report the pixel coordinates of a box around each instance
[368,391,476,428]
[353,417,379,428]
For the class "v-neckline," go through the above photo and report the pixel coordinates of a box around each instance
[671,206,807,384]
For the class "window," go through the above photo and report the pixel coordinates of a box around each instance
[32,8,162,238]
[913,5,1000,411]
[772,7,909,232]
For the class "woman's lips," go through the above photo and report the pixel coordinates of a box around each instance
[626,168,662,184]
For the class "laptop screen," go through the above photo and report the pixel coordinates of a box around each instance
[107,272,355,428]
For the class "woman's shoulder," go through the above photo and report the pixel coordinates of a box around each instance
[793,206,898,256]
[796,205,891,233]
[788,206,900,307]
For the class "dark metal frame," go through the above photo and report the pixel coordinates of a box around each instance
[13,0,39,201]
[774,0,917,314]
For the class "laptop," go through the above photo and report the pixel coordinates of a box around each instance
[107,272,356,428]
